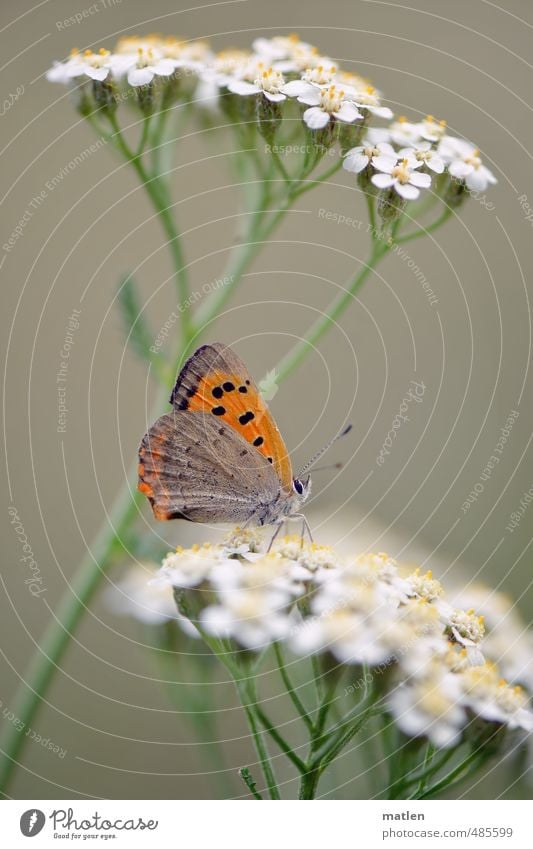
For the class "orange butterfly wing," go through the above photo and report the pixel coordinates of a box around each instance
[168,343,293,493]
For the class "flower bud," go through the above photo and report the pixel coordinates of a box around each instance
[92,78,117,114]
[377,187,406,225]
[256,96,282,143]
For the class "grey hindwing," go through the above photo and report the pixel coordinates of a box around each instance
[139,410,281,522]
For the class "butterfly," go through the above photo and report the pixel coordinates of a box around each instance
[138,342,313,530]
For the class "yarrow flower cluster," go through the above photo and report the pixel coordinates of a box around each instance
[148,531,532,750]
[46,33,496,225]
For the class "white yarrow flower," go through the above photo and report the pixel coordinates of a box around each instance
[153,544,226,589]
[344,84,393,119]
[388,118,422,147]
[388,667,467,747]
[343,141,397,174]
[228,64,288,102]
[297,84,362,130]
[372,157,432,200]
[127,48,175,87]
[55,48,118,82]
[445,142,497,192]
[417,115,447,143]
[399,142,445,174]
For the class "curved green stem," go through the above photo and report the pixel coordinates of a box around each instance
[270,149,291,183]
[0,428,157,793]
[136,113,152,157]
[234,678,281,799]
[413,748,487,800]
[107,114,192,342]
[272,240,389,385]
[253,702,306,773]
[289,157,343,201]
[394,206,453,245]
[273,642,313,732]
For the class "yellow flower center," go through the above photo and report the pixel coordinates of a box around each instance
[255,66,284,93]
[319,85,345,113]
[83,48,110,68]
[391,159,412,183]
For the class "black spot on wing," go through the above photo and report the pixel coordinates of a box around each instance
[239,411,255,425]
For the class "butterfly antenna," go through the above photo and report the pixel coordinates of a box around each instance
[311,462,343,473]
[296,424,352,478]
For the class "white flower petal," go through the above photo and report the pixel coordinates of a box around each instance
[298,89,322,106]
[370,105,393,119]
[366,127,391,144]
[378,142,397,158]
[372,173,395,189]
[448,161,471,179]
[264,91,286,102]
[153,60,176,77]
[227,79,259,95]
[343,151,369,173]
[428,157,445,174]
[200,605,233,636]
[372,158,394,175]
[395,182,420,200]
[465,169,492,191]
[335,102,362,123]
[372,155,397,172]
[410,171,432,188]
[303,106,330,129]
[281,79,314,97]
[128,67,155,87]
[46,62,70,83]
[85,67,109,82]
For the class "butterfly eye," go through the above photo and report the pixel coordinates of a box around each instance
[293,479,304,496]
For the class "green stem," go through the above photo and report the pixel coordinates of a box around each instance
[234,678,281,800]
[394,206,453,245]
[194,200,289,331]
[386,745,455,798]
[298,765,321,800]
[273,241,389,385]
[148,639,228,796]
[273,642,313,732]
[253,702,306,773]
[270,149,291,183]
[289,157,343,200]
[136,113,152,157]
[311,704,378,771]
[0,441,154,793]
[107,114,192,341]
[239,766,264,799]
[313,670,341,745]
[365,190,377,234]
[196,153,343,331]
[413,748,487,800]
[414,742,436,797]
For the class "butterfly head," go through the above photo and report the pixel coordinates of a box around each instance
[292,475,311,504]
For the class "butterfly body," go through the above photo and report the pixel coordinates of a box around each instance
[138,343,311,526]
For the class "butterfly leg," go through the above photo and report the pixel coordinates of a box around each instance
[266,521,284,553]
[290,513,313,546]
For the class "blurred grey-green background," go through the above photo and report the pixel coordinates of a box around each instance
[1,0,532,799]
